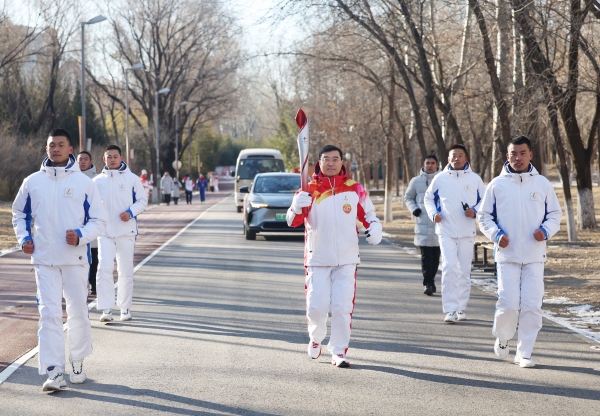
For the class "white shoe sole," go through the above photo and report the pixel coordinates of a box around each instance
[120,315,132,321]
[42,380,67,392]
[70,373,86,384]
[100,315,113,322]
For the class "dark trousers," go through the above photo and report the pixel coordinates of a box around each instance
[173,196,179,205]
[185,190,193,204]
[420,246,441,286]
[199,189,206,202]
[163,194,171,205]
[89,247,98,293]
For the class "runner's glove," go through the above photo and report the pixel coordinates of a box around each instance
[412,208,421,217]
[365,222,383,245]
[290,191,312,214]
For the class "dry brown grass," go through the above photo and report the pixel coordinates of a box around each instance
[0,205,17,252]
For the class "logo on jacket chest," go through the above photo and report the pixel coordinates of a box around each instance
[464,184,471,191]
[530,192,538,201]
[119,184,126,191]
[343,203,352,214]
[64,188,73,198]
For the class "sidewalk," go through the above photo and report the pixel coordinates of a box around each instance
[0,184,233,372]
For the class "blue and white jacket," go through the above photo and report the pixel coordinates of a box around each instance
[12,154,107,266]
[424,162,485,239]
[477,162,561,264]
[93,161,148,238]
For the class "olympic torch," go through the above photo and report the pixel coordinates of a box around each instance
[296,109,309,193]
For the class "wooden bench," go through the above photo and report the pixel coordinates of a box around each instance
[473,241,497,274]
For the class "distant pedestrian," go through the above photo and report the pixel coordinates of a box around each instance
[93,145,148,323]
[197,174,207,203]
[287,144,383,368]
[424,144,485,324]
[161,172,174,205]
[140,169,152,200]
[213,173,219,192]
[172,177,182,205]
[478,136,561,368]
[12,128,106,392]
[404,154,441,296]
[184,174,194,204]
[77,151,99,295]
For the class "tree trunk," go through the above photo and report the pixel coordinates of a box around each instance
[385,63,395,223]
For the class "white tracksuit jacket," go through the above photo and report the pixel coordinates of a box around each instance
[12,155,107,265]
[424,162,486,239]
[93,162,148,238]
[477,162,562,263]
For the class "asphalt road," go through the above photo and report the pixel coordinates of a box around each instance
[1,195,599,415]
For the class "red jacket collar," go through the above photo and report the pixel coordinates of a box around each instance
[312,161,348,184]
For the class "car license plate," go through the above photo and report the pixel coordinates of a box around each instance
[275,213,286,221]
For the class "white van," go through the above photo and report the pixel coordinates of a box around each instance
[235,148,285,212]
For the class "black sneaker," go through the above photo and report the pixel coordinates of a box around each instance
[424,285,433,296]
[432,283,437,293]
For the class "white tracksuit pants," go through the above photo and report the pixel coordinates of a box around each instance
[439,235,474,313]
[493,262,544,358]
[305,264,357,355]
[97,235,136,311]
[34,265,92,375]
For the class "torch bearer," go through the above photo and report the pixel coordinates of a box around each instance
[296,109,309,193]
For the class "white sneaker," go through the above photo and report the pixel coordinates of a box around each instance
[515,356,536,368]
[42,366,66,392]
[308,342,321,359]
[120,309,132,321]
[69,359,86,384]
[100,309,113,322]
[331,353,350,368]
[494,338,509,359]
[444,311,457,323]
[456,310,467,321]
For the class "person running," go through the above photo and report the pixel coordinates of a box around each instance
[93,145,148,323]
[184,174,194,204]
[287,144,383,368]
[424,144,485,323]
[161,172,174,205]
[197,174,207,204]
[404,154,441,296]
[478,136,561,368]
[12,128,107,392]
[77,151,99,295]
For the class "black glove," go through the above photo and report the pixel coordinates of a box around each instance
[412,208,422,217]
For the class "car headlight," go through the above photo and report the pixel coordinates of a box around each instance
[250,201,269,208]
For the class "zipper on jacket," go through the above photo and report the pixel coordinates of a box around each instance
[50,169,57,266]
[328,177,340,266]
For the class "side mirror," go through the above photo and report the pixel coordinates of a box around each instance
[239,186,249,193]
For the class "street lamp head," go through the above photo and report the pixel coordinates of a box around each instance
[179,101,189,106]
[157,88,170,94]
[190,109,199,115]
[86,15,107,24]
[130,63,144,70]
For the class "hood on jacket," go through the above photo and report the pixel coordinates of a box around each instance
[40,154,79,172]
[102,161,131,174]
[82,164,97,175]
[500,160,536,176]
[443,161,473,173]
[312,161,349,182]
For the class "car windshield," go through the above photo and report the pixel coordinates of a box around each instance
[253,176,300,194]
[237,158,285,179]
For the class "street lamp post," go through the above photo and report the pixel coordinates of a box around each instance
[154,87,171,202]
[81,15,107,150]
[175,101,188,179]
[125,62,144,165]
[188,108,199,174]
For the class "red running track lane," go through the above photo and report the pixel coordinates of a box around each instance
[0,183,234,372]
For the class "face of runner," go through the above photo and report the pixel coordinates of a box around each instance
[320,150,343,177]
[423,157,438,174]
[507,143,533,173]
[77,153,92,171]
[46,135,73,167]
[448,149,467,170]
[104,149,123,169]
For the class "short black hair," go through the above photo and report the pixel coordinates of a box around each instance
[510,135,532,151]
[78,151,92,160]
[104,144,122,155]
[424,154,438,163]
[48,128,72,145]
[319,144,343,159]
[449,143,469,160]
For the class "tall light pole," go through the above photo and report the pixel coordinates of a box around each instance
[125,62,144,165]
[188,108,199,175]
[154,87,170,200]
[175,101,188,179]
[81,15,107,150]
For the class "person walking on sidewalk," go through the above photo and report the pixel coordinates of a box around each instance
[287,144,383,368]
[424,144,485,324]
[161,171,174,205]
[77,151,99,295]
[184,174,194,204]
[172,177,182,205]
[478,136,561,368]
[197,174,207,204]
[213,172,219,192]
[404,154,441,296]
[12,128,107,392]
[93,145,148,323]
